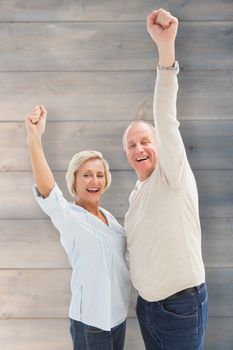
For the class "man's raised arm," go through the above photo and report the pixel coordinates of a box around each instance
[147,9,189,188]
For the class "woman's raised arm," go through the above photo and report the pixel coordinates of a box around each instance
[25,105,55,197]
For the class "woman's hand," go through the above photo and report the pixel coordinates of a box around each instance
[25,104,54,197]
[25,105,47,139]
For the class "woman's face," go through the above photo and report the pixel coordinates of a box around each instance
[74,158,106,206]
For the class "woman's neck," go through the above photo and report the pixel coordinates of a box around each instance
[76,199,99,216]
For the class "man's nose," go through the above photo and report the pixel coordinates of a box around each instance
[135,143,144,153]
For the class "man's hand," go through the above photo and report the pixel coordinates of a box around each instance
[25,105,47,138]
[147,9,178,67]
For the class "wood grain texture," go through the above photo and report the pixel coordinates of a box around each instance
[0,216,232,267]
[0,319,72,350]
[0,268,231,318]
[201,218,233,268]
[0,220,70,268]
[0,319,143,350]
[1,120,233,171]
[0,0,232,21]
[205,317,233,350]
[0,170,232,219]
[0,270,71,319]
[0,0,232,348]
[0,217,232,269]
[1,70,232,122]
[0,22,232,71]
[0,318,231,350]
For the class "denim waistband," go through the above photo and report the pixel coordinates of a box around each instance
[195,282,207,294]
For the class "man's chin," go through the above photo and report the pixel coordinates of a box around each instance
[135,165,155,181]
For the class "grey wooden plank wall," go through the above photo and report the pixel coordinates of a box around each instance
[0,1,233,349]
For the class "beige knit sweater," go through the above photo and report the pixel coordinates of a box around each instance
[124,67,205,301]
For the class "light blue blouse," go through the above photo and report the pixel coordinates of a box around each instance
[33,183,130,331]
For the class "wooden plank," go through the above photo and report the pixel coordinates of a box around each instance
[0,220,70,268]
[0,217,232,269]
[205,317,233,350]
[181,121,233,170]
[0,0,165,21]
[125,318,144,350]
[0,319,72,350]
[0,170,232,219]
[201,218,233,268]
[206,268,233,317]
[169,0,233,21]
[0,318,231,350]
[0,70,232,122]
[0,0,232,21]
[1,120,233,171]
[0,270,71,319]
[195,170,233,218]
[0,268,232,318]
[0,22,232,71]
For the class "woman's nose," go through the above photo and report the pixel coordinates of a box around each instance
[90,175,98,183]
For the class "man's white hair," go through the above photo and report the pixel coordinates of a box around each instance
[122,120,156,150]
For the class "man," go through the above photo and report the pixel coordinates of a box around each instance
[123,8,208,350]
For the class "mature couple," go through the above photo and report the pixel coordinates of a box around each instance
[25,9,208,350]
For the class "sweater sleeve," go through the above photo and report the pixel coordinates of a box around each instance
[153,66,189,188]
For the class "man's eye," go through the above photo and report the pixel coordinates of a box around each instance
[97,174,104,178]
[142,140,149,145]
[128,144,136,149]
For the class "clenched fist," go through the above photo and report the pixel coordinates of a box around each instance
[25,105,47,138]
[147,9,178,48]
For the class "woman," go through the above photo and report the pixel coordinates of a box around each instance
[25,105,130,350]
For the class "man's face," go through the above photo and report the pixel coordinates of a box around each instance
[124,122,158,181]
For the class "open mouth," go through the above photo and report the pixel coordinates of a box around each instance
[136,156,149,162]
[87,188,99,193]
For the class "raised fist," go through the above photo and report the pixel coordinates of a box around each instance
[147,9,178,47]
[25,105,47,137]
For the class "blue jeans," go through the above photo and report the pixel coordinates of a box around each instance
[70,319,126,350]
[136,283,208,350]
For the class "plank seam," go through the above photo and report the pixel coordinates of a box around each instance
[0,20,232,24]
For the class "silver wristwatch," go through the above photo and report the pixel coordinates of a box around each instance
[157,60,179,71]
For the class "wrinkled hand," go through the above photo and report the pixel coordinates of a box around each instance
[25,105,47,138]
[147,9,178,48]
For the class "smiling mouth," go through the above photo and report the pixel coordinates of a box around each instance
[136,156,149,162]
[87,188,99,193]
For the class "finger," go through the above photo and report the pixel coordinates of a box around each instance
[157,13,177,29]
[147,10,160,30]
[156,10,168,26]
[39,105,47,119]
[25,113,39,125]
[32,106,41,118]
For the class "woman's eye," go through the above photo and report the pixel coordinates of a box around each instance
[83,174,91,178]
[97,174,104,178]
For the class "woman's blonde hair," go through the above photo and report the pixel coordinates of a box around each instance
[66,150,111,197]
